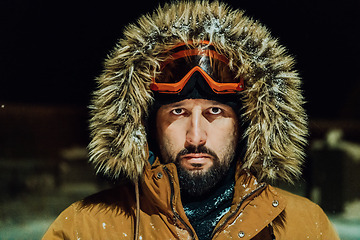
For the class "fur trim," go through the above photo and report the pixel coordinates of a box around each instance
[88,0,308,183]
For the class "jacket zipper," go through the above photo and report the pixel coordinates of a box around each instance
[209,183,267,239]
[163,166,196,240]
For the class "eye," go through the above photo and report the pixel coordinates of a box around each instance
[171,108,185,115]
[209,107,222,115]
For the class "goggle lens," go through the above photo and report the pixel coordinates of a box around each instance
[151,43,244,94]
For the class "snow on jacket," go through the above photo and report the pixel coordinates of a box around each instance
[43,1,339,239]
[43,159,339,239]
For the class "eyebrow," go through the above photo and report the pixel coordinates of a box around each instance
[165,102,185,109]
[166,100,226,108]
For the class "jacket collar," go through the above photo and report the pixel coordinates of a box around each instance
[141,157,287,238]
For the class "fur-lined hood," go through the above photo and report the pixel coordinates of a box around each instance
[88,1,307,183]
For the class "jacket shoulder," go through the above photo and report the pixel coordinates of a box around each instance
[42,184,136,239]
[274,187,326,219]
[273,187,339,239]
[79,183,136,215]
[275,187,316,206]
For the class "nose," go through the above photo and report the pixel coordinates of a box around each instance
[185,109,207,147]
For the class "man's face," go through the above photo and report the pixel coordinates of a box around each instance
[156,98,239,197]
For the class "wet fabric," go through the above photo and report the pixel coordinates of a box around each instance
[182,164,235,240]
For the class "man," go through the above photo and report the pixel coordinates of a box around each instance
[43,1,339,239]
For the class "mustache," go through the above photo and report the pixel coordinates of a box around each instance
[175,145,218,160]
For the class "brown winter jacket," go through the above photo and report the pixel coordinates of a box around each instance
[43,159,339,240]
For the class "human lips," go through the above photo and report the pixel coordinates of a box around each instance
[180,153,213,170]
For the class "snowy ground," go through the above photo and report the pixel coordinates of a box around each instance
[1,183,359,240]
[329,216,360,240]
[0,182,101,240]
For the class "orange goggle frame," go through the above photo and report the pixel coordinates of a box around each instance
[150,42,244,94]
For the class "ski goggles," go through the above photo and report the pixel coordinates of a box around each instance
[150,41,244,94]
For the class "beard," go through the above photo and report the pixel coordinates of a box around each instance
[173,144,236,199]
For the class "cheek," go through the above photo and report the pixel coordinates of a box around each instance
[157,125,184,162]
[212,118,238,138]
[210,120,238,157]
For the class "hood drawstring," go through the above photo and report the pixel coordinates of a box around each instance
[134,180,140,240]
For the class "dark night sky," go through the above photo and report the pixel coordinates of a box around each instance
[1,0,359,120]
